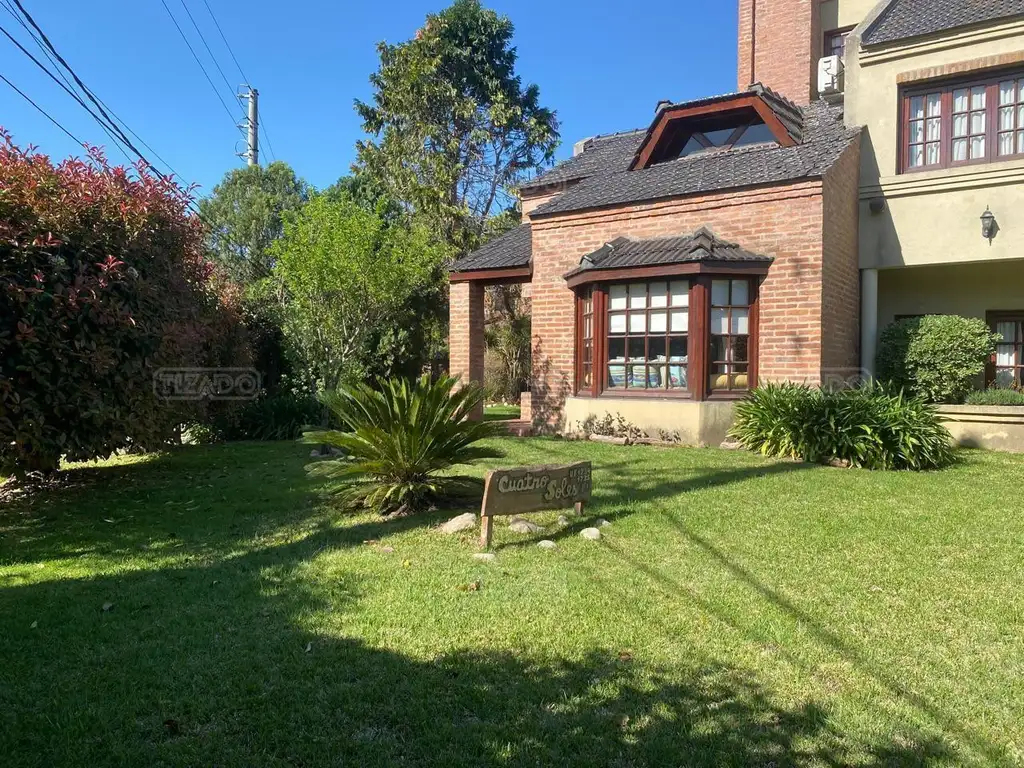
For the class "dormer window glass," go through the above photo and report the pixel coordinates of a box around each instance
[629,89,800,170]
[670,118,777,161]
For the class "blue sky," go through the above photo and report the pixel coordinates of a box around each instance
[0,1,738,198]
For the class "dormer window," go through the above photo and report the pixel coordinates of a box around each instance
[672,117,778,160]
[629,85,802,170]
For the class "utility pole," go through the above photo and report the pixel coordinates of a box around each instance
[237,86,259,166]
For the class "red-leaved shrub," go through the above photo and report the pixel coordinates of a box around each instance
[0,131,250,473]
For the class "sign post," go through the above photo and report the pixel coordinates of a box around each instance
[479,461,592,548]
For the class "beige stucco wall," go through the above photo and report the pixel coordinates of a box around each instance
[562,396,736,447]
[820,0,878,33]
[937,405,1024,452]
[877,259,1024,326]
[845,18,1024,268]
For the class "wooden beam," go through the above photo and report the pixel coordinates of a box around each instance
[449,266,532,284]
[630,94,798,170]
[564,260,771,290]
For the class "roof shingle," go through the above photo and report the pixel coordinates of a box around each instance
[533,100,856,218]
[450,223,531,273]
[565,228,772,279]
[863,0,1024,45]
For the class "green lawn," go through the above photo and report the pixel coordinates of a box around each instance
[1,440,1022,767]
[484,403,521,421]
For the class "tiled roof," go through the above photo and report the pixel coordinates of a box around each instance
[863,0,1024,45]
[450,223,531,273]
[532,99,856,217]
[519,130,645,192]
[565,228,772,279]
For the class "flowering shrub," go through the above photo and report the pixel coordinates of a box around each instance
[0,132,250,473]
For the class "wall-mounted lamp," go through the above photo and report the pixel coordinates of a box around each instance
[981,206,998,244]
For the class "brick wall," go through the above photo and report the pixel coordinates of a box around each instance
[448,280,486,421]
[737,0,820,104]
[820,140,862,382]
[529,181,842,427]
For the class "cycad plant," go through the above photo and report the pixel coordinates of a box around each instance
[304,375,504,515]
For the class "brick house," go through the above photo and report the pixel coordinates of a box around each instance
[450,0,1024,445]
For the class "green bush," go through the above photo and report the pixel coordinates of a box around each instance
[730,382,955,471]
[965,387,1024,406]
[876,315,998,404]
[304,375,503,515]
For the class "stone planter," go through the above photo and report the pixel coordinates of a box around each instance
[936,405,1024,453]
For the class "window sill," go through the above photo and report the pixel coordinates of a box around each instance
[863,156,1024,199]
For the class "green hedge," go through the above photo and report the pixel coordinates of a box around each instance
[730,382,955,471]
[965,388,1024,406]
[876,315,998,404]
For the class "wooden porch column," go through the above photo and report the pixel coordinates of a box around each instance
[449,280,486,421]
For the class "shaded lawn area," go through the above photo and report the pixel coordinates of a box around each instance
[1,440,1022,767]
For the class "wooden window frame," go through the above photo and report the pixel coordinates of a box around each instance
[823,26,854,59]
[574,273,761,402]
[629,95,797,170]
[987,310,1024,388]
[900,68,1024,174]
[708,279,756,396]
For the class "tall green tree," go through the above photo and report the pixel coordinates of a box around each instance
[199,162,309,283]
[355,0,559,253]
[272,195,448,391]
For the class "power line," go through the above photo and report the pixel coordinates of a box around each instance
[10,0,168,177]
[0,73,83,145]
[158,0,245,135]
[0,21,133,164]
[177,0,238,106]
[1,0,184,178]
[200,0,248,84]
[199,0,277,163]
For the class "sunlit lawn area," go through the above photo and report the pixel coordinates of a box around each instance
[484,403,521,421]
[1,439,1022,766]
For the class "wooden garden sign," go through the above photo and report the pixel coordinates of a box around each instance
[479,461,592,547]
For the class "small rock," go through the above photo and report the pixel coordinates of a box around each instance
[379,546,395,554]
[101,602,114,612]
[473,553,497,562]
[30,621,37,629]
[597,518,611,527]
[556,515,570,526]
[439,512,477,534]
[719,439,744,450]
[309,449,321,459]
[580,527,602,541]
[537,540,557,550]
[329,447,345,457]
[509,517,544,534]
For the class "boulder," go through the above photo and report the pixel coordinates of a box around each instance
[580,527,602,541]
[439,512,477,534]
[537,540,557,550]
[508,517,544,534]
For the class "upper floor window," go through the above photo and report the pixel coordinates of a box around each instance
[824,28,852,59]
[902,71,1024,173]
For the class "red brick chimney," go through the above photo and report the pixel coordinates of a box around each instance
[737,0,822,104]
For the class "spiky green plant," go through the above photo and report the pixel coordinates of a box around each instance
[730,382,956,471]
[304,375,504,515]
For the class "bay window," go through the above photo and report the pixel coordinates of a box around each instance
[575,275,759,400]
[902,70,1024,172]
